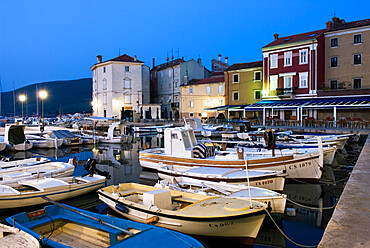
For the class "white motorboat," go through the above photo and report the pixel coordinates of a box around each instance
[132,124,173,133]
[98,122,128,144]
[1,125,33,151]
[0,161,75,187]
[0,174,106,209]
[46,130,83,146]
[139,126,325,181]
[0,157,50,169]
[98,183,267,245]
[201,124,233,138]
[157,164,286,191]
[26,135,63,149]
[0,223,40,248]
[155,177,287,215]
[277,134,349,150]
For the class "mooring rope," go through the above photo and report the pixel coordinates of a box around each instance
[286,198,337,211]
[264,208,318,248]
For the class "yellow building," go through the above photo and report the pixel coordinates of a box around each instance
[224,61,263,119]
[180,75,225,119]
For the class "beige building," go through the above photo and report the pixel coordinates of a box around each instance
[180,75,225,119]
[323,18,370,96]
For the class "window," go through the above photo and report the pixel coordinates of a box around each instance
[103,93,107,104]
[302,109,308,116]
[168,69,172,76]
[254,71,261,81]
[218,99,223,105]
[189,100,194,107]
[299,49,308,64]
[270,54,278,68]
[233,91,239,101]
[206,85,211,94]
[330,57,338,67]
[103,67,106,73]
[218,84,223,93]
[354,34,362,44]
[233,74,239,83]
[284,76,292,89]
[254,90,261,100]
[299,72,308,88]
[189,113,194,117]
[284,51,292,66]
[205,100,211,106]
[269,75,278,90]
[189,87,193,94]
[330,38,338,48]
[353,78,362,89]
[330,80,338,90]
[125,66,129,72]
[124,95,131,103]
[103,79,107,89]
[124,79,131,89]
[354,54,362,65]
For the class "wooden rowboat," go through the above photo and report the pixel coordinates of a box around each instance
[98,183,267,245]
[7,204,204,248]
[0,175,106,209]
[155,177,287,216]
[0,223,40,248]
[157,164,286,191]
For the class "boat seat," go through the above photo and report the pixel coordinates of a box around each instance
[172,196,197,204]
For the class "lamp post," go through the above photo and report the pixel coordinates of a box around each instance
[18,94,26,124]
[39,90,48,134]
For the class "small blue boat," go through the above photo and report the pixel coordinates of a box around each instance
[6,204,204,248]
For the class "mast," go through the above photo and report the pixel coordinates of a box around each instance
[36,85,39,116]
[13,81,15,117]
[0,77,2,116]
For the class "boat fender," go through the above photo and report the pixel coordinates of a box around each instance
[145,216,159,224]
[115,204,128,214]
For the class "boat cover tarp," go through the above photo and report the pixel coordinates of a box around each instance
[7,126,26,145]
[49,130,77,139]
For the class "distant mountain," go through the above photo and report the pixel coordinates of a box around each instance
[1,78,92,117]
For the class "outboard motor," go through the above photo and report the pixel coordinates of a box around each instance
[84,158,111,179]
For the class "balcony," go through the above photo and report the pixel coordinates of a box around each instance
[171,102,179,109]
[276,87,298,98]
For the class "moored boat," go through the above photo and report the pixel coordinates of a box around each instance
[155,177,287,215]
[1,125,33,151]
[0,175,106,209]
[98,182,267,245]
[7,204,204,248]
[0,223,40,248]
[26,135,64,149]
[157,164,286,191]
[139,126,325,181]
[0,157,50,169]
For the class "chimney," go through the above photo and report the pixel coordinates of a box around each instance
[134,55,137,61]
[152,58,155,68]
[332,17,339,23]
[197,58,202,64]
[181,56,184,60]
[166,57,169,62]
[274,33,279,40]
[218,54,222,61]
[326,21,332,29]
[97,55,102,63]
[225,56,228,64]
[184,76,188,85]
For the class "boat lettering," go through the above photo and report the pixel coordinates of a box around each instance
[209,221,233,228]
[255,180,274,186]
[288,161,312,170]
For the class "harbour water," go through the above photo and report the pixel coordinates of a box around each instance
[0,133,364,248]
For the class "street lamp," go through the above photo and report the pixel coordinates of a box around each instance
[39,90,48,133]
[18,94,26,124]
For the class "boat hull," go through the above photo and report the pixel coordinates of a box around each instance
[139,150,323,181]
[99,192,266,245]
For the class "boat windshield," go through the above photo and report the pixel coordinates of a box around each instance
[182,132,192,149]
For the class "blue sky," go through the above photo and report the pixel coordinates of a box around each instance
[0,0,369,91]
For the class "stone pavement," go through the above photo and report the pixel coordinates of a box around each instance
[318,135,370,247]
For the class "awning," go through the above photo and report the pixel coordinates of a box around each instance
[245,96,370,110]
[204,105,248,111]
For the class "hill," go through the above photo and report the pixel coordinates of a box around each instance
[1,78,92,117]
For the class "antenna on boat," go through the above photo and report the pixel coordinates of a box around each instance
[244,160,253,208]
[183,117,188,127]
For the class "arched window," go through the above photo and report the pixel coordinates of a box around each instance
[103,79,107,90]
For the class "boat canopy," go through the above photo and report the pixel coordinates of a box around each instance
[48,130,77,139]
[4,125,26,145]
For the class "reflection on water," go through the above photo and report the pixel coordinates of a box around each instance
[0,133,353,248]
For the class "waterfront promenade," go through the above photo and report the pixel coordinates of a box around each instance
[319,135,370,247]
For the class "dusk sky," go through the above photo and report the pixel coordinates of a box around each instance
[0,0,369,92]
